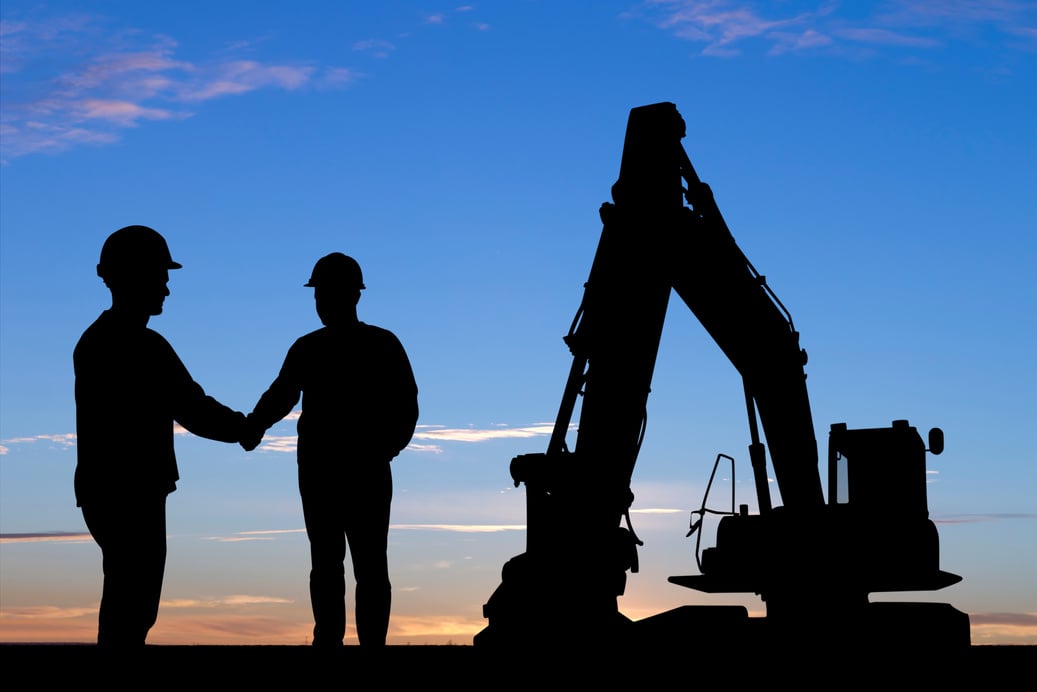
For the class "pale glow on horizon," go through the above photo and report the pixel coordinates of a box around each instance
[6,599,1032,646]
[392,523,526,533]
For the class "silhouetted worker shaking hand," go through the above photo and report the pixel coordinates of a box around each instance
[243,253,418,648]
[73,225,253,648]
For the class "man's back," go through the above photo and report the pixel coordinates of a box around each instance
[73,310,183,505]
[254,321,418,465]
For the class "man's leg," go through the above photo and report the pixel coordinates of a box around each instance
[82,497,167,647]
[347,467,392,647]
[300,470,347,647]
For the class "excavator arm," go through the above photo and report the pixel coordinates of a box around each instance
[477,102,825,648]
[670,126,823,513]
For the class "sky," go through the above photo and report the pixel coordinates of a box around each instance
[1,1,1035,647]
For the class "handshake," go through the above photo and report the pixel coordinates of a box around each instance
[239,413,266,452]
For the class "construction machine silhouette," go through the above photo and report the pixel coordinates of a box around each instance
[474,102,969,659]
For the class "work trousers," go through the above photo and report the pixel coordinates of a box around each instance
[299,462,392,647]
[81,495,168,647]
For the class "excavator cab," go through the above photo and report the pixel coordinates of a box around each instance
[672,417,966,650]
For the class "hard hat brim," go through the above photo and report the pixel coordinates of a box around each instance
[304,281,365,289]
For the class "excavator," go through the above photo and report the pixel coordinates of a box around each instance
[474,102,969,659]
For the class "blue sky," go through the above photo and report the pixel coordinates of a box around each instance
[1,1,1035,646]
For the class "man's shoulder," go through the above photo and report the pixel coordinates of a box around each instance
[298,322,400,340]
[358,321,398,338]
[289,323,404,355]
[75,313,106,345]
[358,322,408,351]
[76,311,169,348]
[284,327,332,359]
[74,315,106,363]
[74,313,177,370]
[292,326,330,346]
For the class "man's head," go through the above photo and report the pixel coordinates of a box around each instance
[305,253,364,326]
[96,225,181,316]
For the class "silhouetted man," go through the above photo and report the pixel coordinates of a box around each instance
[243,253,418,648]
[74,225,250,648]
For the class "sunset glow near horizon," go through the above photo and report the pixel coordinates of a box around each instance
[2,2,1035,646]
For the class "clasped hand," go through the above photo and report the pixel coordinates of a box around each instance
[240,414,265,452]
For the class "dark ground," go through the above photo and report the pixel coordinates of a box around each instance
[2,643,1033,687]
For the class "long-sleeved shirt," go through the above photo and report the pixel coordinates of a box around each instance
[250,321,418,470]
[73,310,246,506]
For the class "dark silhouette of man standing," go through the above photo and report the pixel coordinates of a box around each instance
[74,225,250,648]
[243,253,418,648]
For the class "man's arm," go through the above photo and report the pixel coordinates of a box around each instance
[163,337,248,444]
[244,342,304,450]
[385,331,419,457]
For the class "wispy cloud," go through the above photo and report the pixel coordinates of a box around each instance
[252,421,565,453]
[255,435,299,453]
[203,528,306,542]
[160,595,294,608]
[0,604,98,620]
[412,422,561,442]
[933,512,1037,524]
[423,6,491,30]
[0,532,92,544]
[835,26,940,48]
[0,14,353,161]
[353,39,396,59]
[176,60,314,102]
[876,0,1036,27]
[970,611,1037,626]
[0,433,77,451]
[642,0,809,56]
[74,98,178,125]
[406,443,445,454]
[638,0,1037,57]
[0,419,560,456]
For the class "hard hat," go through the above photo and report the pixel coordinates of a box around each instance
[305,252,365,289]
[96,225,182,279]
